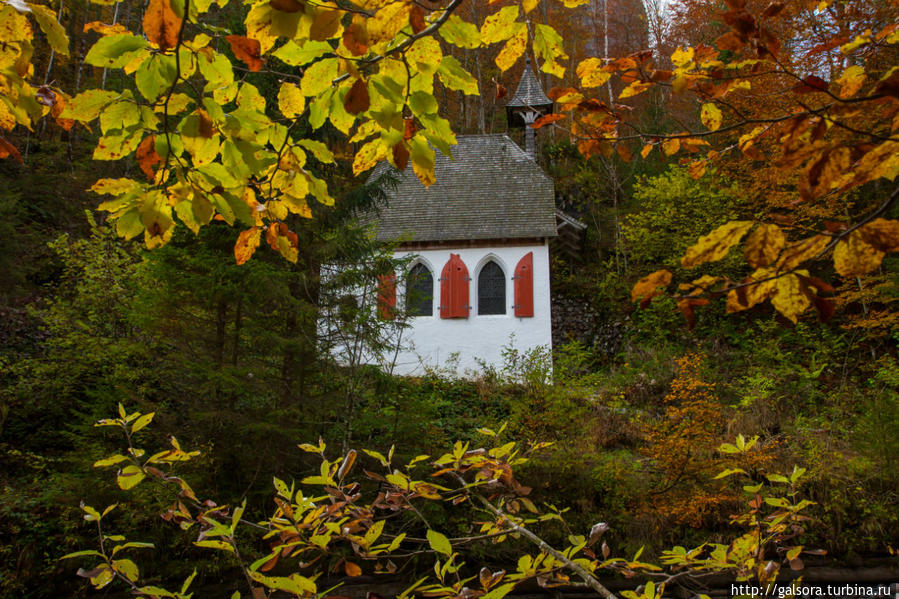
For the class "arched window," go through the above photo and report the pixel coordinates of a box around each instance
[478,260,506,315]
[406,263,433,317]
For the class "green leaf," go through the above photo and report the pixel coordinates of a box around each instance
[437,56,479,95]
[426,529,452,556]
[94,454,130,467]
[84,34,148,68]
[112,558,140,582]
[297,138,334,163]
[60,90,121,122]
[30,4,69,55]
[482,583,516,599]
[273,40,333,66]
[60,549,104,560]
[300,57,339,97]
[194,540,235,552]
[440,15,480,49]
[409,91,438,117]
[766,473,790,484]
[135,54,177,102]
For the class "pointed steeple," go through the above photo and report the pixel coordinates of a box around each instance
[506,57,554,158]
[506,57,554,128]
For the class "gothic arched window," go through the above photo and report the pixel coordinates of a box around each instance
[406,263,434,317]
[477,260,506,315]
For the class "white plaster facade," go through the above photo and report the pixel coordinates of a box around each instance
[389,242,553,376]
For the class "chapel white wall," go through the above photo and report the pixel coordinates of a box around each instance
[388,242,553,377]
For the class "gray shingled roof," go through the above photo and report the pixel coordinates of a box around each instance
[506,58,553,110]
[365,134,557,243]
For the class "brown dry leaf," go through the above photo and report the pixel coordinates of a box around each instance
[681,221,753,268]
[631,269,672,306]
[743,223,786,268]
[833,230,884,277]
[392,142,409,171]
[858,218,899,252]
[776,235,829,271]
[225,35,263,71]
[343,79,370,114]
[143,0,182,50]
[343,23,369,56]
[687,160,706,179]
[409,4,426,34]
[311,8,342,41]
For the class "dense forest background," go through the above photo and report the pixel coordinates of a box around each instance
[0,0,897,595]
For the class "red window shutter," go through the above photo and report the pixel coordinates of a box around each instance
[377,272,396,320]
[514,252,534,317]
[440,254,470,319]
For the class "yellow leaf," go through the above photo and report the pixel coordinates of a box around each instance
[495,26,527,72]
[117,465,146,490]
[833,231,884,277]
[661,138,680,156]
[771,273,810,323]
[576,58,611,88]
[522,0,539,14]
[700,103,722,131]
[278,82,305,118]
[631,269,672,304]
[671,46,694,68]
[681,221,753,268]
[368,1,411,44]
[743,223,786,268]
[409,133,435,187]
[235,227,261,265]
[640,143,653,158]
[480,6,520,45]
[619,81,651,99]
[245,2,301,54]
[559,0,589,8]
[352,138,388,174]
[836,65,865,98]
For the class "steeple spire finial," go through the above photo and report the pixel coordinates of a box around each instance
[506,57,554,158]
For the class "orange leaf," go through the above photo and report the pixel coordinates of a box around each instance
[632,269,672,306]
[343,79,370,115]
[235,227,262,265]
[344,561,362,577]
[531,113,565,129]
[136,135,161,180]
[0,137,22,163]
[226,35,263,71]
[83,21,130,36]
[143,0,182,51]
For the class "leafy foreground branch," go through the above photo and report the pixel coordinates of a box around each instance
[63,406,822,599]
